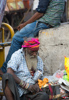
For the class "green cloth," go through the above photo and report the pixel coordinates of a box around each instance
[38,0,65,27]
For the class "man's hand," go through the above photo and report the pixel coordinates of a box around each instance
[17,23,26,31]
[28,83,40,93]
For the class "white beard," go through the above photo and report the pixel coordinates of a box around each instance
[25,50,37,72]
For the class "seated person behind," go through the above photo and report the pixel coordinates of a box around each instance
[3,38,49,100]
[0,0,65,75]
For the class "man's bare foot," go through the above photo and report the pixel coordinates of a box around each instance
[0,69,3,76]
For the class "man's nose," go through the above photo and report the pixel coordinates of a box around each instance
[32,52,37,56]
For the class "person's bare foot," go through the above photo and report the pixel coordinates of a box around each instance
[0,69,3,76]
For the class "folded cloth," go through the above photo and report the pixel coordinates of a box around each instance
[42,84,61,100]
[2,73,20,100]
[0,80,3,92]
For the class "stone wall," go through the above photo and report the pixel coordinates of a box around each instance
[39,23,69,75]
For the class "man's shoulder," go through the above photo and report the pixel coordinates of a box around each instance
[12,48,23,57]
[14,48,23,53]
[37,56,42,60]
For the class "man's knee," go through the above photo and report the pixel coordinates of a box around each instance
[5,80,9,88]
[4,80,9,94]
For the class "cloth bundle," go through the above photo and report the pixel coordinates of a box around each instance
[38,78,61,100]
[42,84,61,100]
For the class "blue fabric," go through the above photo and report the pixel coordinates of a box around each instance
[1,21,49,73]
[36,0,49,13]
[7,48,43,97]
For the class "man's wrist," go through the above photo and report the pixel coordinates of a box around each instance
[19,80,26,88]
[19,80,23,86]
[25,83,30,89]
[19,80,30,89]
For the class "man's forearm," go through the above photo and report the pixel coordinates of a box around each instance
[7,68,36,90]
[7,68,21,84]
[17,12,44,30]
[23,12,44,26]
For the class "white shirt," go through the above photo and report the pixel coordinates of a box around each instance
[7,48,43,97]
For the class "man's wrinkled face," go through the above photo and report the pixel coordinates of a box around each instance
[27,48,38,57]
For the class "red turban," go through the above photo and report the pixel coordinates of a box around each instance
[22,38,40,51]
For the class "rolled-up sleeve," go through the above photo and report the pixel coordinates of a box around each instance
[36,0,49,13]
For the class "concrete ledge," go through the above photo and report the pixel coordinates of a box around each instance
[39,23,69,75]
